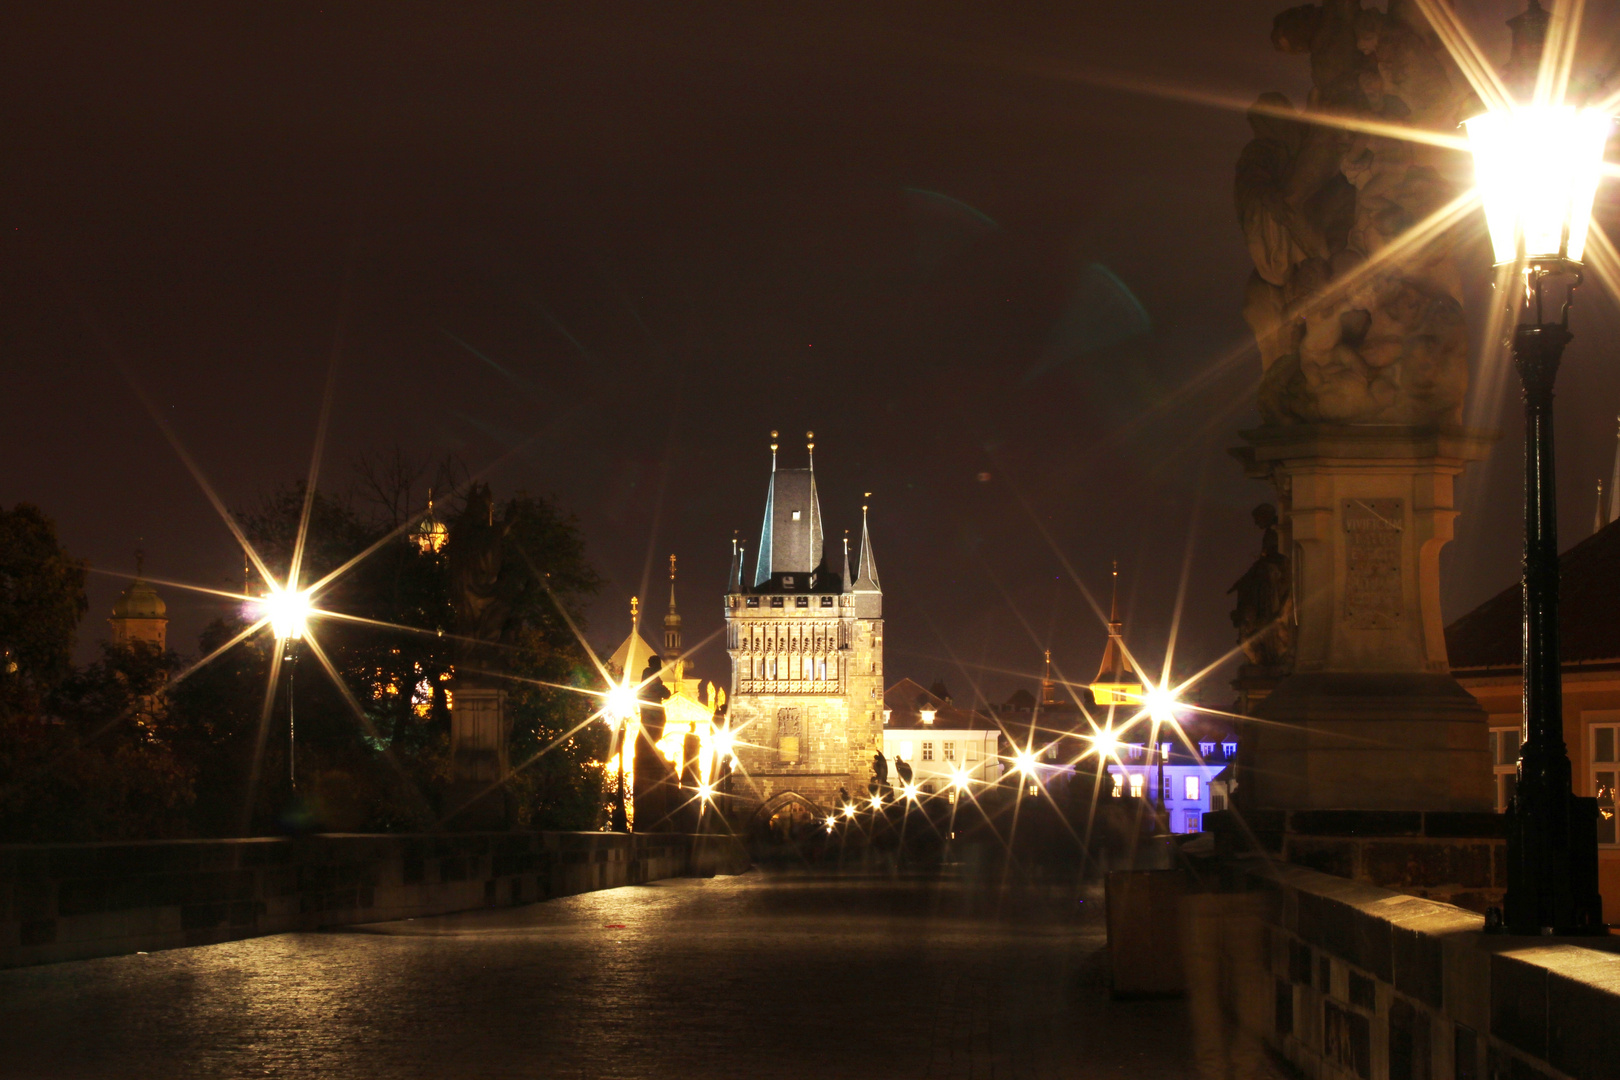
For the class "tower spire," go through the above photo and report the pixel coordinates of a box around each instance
[1090,561,1141,706]
[853,493,881,617]
[1596,480,1607,536]
[842,529,851,589]
[728,531,743,593]
[663,554,683,674]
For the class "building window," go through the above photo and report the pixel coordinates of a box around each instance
[921,742,934,761]
[1128,773,1145,798]
[1490,725,1520,813]
[1593,722,1619,845]
[899,741,913,761]
[1111,773,1123,797]
[791,511,801,521]
[943,742,956,761]
[1199,741,1215,758]
[745,596,759,608]
[820,595,834,607]
[966,743,981,762]
[1184,775,1200,801]
[1209,781,1228,812]
[1221,742,1237,758]
[1184,812,1202,834]
[796,596,809,608]
[1127,743,1144,760]
[770,596,784,608]
[1162,773,1174,803]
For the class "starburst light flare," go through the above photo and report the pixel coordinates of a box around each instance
[1465,105,1612,268]
[259,587,312,642]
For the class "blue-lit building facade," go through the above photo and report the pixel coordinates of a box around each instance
[1105,737,1236,834]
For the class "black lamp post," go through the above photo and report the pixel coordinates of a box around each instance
[1466,105,1610,934]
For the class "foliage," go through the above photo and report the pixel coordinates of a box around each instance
[0,504,88,719]
[0,467,607,842]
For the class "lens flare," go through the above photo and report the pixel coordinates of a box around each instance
[259,588,312,642]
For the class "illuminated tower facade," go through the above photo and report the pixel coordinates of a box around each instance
[108,554,168,650]
[724,431,884,817]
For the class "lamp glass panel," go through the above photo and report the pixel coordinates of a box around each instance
[1465,106,1611,265]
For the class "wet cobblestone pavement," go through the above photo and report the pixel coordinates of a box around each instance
[1,870,1193,1079]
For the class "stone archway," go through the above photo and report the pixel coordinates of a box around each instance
[754,791,821,844]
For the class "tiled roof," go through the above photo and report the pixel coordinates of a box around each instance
[1446,518,1620,671]
[883,678,997,731]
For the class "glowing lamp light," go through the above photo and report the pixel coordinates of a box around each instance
[697,782,715,801]
[843,804,857,819]
[1465,106,1611,267]
[951,769,971,792]
[1013,750,1038,776]
[261,588,311,642]
[901,782,920,801]
[1142,685,1179,725]
[605,682,638,721]
[1089,728,1121,759]
[870,795,883,810]
[711,728,734,757]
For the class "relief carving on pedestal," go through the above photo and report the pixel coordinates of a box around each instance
[1343,498,1403,628]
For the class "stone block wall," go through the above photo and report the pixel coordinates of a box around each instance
[0,830,749,969]
[1212,810,1507,912]
[1238,862,1620,1080]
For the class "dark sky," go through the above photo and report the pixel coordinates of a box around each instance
[6,2,1620,710]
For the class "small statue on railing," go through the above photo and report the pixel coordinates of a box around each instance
[1228,503,1295,670]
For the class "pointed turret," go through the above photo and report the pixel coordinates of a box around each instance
[727,533,744,593]
[842,529,852,589]
[854,494,882,617]
[1039,649,1061,706]
[608,596,658,680]
[1089,563,1141,706]
[752,429,825,587]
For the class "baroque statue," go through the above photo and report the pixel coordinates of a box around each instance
[1228,503,1295,669]
[1237,0,1476,426]
[446,483,515,683]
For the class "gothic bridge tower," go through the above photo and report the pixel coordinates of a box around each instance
[723,431,884,819]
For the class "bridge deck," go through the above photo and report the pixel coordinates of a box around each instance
[1,869,1198,1079]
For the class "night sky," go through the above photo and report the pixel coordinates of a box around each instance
[6,2,1620,709]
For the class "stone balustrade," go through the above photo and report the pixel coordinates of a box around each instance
[1,831,749,969]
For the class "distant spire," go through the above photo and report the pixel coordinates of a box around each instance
[1040,648,1060,706]
[1596,480,1607,536]
[770,429,779,471]
[755,431,779,587]
[663,554,683,667]
[630,595,640,630]
[842,529,852,589]
[135,547,145,578]
[807,430,814,470]
[1090,562,1140,704]
[1609,415,1620,524]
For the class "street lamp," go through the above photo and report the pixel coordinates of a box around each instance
[260,587,310,791]
[1465,103,1611,935]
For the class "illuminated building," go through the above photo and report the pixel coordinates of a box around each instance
[1447,517,1620,922]
[1088,564,1141,707]
[881,679,1000,793]
[724,431,884,826]
[1105,735,1236,835]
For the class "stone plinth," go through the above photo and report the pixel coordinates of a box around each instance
[1232,425,1495,812]
[448,685,510,829]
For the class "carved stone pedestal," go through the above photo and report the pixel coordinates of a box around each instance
[447,684,511,830]
[1232,425,1495,813]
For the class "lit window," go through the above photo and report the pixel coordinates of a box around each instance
[922,742,934,761]
[1184,775,1200,801]
[1199,741,1215,757]
[1160,742,1172,759]
[899,741,912,761]
[966,743,981,762]
[1128,773,1144,798]
[1591,718,1619,845]
[1490,723,1520,813]
[791,511,801,521]
[1162,773,1173,803]
[1221,742,1237,758]
[943,742,956,761]
[1183,812,1202,834]
[1111,773,1123,797]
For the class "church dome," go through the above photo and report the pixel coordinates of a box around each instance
[112,578,167,620]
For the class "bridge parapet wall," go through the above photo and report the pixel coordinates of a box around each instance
[0,831,748,969]
[1200,860,1620,1080]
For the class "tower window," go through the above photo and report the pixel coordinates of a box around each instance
[746,597,759,608]
[796,596,809,608]
[820,595,834,607]
[770,596,784,608]
[791,511,801,521]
